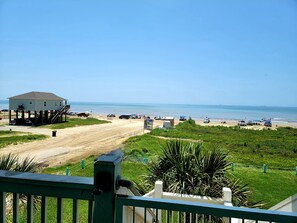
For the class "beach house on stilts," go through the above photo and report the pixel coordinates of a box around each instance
[8,91,70,126]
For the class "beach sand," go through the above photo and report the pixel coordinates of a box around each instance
[0,115,296,167]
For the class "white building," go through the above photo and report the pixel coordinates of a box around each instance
[8,91,70,125]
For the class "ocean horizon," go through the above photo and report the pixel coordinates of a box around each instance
[1,100,297,123]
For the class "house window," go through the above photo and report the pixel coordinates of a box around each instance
[44,101,47,106]
[55,102,57,106]
[60,102,62,106]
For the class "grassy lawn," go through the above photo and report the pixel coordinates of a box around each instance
[42,155,148,182]
[39,117,110,129]
[0,130,47,149]
[231,166,297,208]
[12,146,293,222]
[6,156,147,222]
[37,156,148,223]
[41,153,297,209]
[42,157,297,210]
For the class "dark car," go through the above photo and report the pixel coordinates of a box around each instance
[119,114,131,119]
[107,114,116,117]
[77,112,89,117]
[264,120,272,127]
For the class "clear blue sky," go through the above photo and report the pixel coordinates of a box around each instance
[0,0,296,106]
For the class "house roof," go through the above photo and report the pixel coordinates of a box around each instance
[9,91,66,101]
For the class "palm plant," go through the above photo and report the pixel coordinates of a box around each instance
[0,153,40,212]
[0,153,38,172]
[137,140,260,208]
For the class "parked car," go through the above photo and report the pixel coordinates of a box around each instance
[107,114,116,117]
[179,116,187,121]
[67,111,77,116]
[154,116,162,120]
[25,118,32,126]
[203,117,210,123]
[247,120,254,126]
[238,120,247,126]
[77,112,89,117]
[264,120,272,127]
[131,114,141,119]
[119,114,131,119]
[247,120,261,126]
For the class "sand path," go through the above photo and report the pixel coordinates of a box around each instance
[0,118,160,167]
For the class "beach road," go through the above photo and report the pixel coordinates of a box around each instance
[0,118,154,167]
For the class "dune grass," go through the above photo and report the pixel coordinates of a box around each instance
[149,121,297,169]
[0,130,47,149]
[40,117,110,129]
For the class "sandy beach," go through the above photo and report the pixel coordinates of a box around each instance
[0,115,296,167]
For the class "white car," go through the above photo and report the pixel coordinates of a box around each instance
[203,117,210,123]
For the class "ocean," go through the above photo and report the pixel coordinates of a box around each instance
[1,100,296,123]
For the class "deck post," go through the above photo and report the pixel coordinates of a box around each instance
[155,181,163,222]
[93,150,123,223]
[223,187,232,223]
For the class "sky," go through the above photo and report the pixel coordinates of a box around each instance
[0,0,297,107]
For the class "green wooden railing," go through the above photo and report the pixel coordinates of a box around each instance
[0,171,94,223]
[115,196,297,223]
[1,150,297,223]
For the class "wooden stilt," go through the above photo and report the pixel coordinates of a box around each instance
[40,111,43,124]
[9,110,11,123]
[34,111,37,125]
